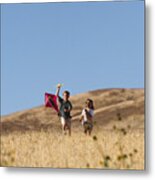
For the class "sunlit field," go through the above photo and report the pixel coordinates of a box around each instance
[1,125,144,169]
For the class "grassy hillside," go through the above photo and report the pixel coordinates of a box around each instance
[1,88,145,169]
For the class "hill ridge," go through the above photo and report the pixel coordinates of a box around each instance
[1,88,144,135]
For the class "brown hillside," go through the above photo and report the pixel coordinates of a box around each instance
[1,88,144,134]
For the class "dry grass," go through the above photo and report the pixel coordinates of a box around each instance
[1,126,144,169]
[0,88,145,169]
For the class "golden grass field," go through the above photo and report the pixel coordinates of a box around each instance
[0,88,145,169]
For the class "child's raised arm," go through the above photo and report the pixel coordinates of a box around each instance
[55,84,61,96]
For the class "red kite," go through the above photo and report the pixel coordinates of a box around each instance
[45,93,59,113]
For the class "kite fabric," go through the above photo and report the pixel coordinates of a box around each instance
[45,93,59,112]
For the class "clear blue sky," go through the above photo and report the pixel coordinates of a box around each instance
[1,1,144,116]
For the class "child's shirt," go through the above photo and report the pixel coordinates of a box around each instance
[81,108,94,124]
[58,96,72,119]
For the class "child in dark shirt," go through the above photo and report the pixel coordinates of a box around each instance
[56,84,72,136]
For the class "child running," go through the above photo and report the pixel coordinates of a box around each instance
[56,84,72,136]
[80,99,95,136]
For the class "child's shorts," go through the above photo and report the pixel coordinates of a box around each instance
[60,117,71,128]
[83,121,93,131]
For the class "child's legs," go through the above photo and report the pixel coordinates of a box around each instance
[88,129,92,135]
[68,127,71,136]
[66,119,71,136]
[88,124,93,136]
[60,117,65,131]
[83,122,88,135]
[84,122,93,135]
[61,117,71,135]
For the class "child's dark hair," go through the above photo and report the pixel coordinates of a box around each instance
[63,90,70,96]
[86,99,95,110]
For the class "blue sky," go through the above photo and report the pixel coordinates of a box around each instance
[1,1,144,115]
